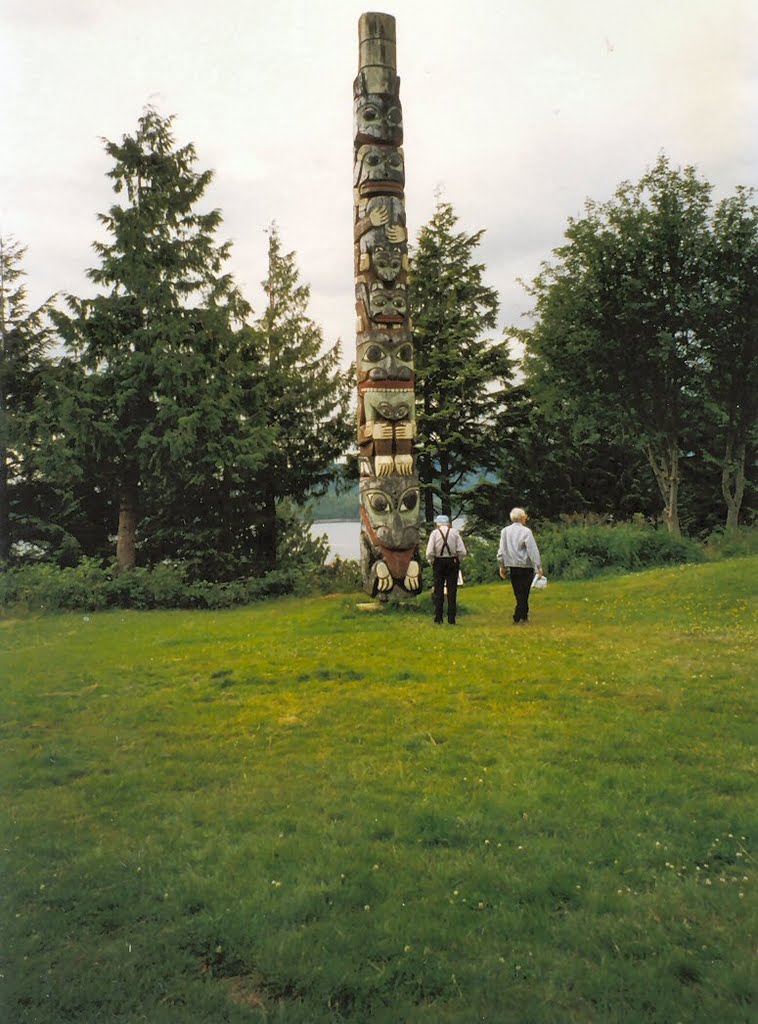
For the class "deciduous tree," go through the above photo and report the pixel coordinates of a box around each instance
[521,156,714,535]
[702,187,758,528]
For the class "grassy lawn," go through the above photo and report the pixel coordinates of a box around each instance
[1,558,755,1023]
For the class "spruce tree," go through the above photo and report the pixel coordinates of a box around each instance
[54,107,269,573]
[0,237,53,563]
[253,226,352,570]
[409,201,513,522]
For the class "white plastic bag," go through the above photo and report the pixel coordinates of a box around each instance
[531,574,547,590]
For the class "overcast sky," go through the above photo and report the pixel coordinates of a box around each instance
[2,0,756,366]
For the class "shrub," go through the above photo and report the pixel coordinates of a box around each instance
[703,526,758,561]
[457,535,500,585]
[0,561,301,613]
[537,521,703,580]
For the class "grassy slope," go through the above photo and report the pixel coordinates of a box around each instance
[1,558,756,1023]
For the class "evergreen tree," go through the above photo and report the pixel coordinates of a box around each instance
[53,107,270,573]
[253,226,353,570]
[521,156,714,535]
[0,237,53,563]
[410,201,513,522]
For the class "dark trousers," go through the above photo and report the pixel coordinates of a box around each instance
[433,557,459,623]
[509,566,534,622]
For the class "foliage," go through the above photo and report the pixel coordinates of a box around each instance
[2,559,754,1023]
[467,399,660,530]
[701,187,758,528]
[536,517,704,581]
[703,525,758,561]
[0,558,301,612]
[410,200,516,522]
[520,155,723,536]
[0,236,55,562]
[252,226,353,570]
[52,107,270,574]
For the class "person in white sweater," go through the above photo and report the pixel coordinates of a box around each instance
[497,507,543,624]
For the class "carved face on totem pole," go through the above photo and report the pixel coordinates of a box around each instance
[360,474,422,594]
[354,89,403,147]
[357,330,413,383]
[354,145,404,197]
[368,281,407,323]
[361,475,420,545]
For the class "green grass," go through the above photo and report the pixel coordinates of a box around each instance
[1,558,756,1023]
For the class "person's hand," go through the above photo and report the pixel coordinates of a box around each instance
[499,566,508,579]
[537,568,544,578]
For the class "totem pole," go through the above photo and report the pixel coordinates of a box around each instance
[354,12,421,599]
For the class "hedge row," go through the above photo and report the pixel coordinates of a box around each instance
[0,525,754,612]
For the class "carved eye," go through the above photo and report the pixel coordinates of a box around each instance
[365,345,384,362]
[368,492,391,514]
[388,153,402,168]
[399,490,418,512]
[398,344,413,362]
[387,107,402,125]
[363,106,378,121]
[367,152,382,166]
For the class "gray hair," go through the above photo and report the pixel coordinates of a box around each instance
[510,507,527,523]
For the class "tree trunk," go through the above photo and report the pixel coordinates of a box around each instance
[644,438,681,536]
[116,483,138,571]
[721,433,746,530]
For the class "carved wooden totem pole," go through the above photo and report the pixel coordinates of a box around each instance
[354,12,421,598]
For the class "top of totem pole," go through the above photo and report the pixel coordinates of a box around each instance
[358,12,397,94]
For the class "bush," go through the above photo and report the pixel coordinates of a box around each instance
[703,526,758,561]
[0,560,302,613]
[537,520,703,580]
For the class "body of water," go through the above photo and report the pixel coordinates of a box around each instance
[313,520,361,562]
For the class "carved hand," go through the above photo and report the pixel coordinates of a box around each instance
[372,422,396,440]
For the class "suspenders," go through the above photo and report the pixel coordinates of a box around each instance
[437,526,454,558]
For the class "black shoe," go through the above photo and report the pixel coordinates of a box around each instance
[448,621,456,626]
[434,619,443,625]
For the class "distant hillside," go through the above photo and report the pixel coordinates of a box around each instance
[307,483,360,522]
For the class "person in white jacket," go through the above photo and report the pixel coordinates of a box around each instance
[497,507,543,624]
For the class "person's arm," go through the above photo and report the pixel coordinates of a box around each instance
[497,528,508,577]
[526,530,543,575]
[425,532,436,562]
